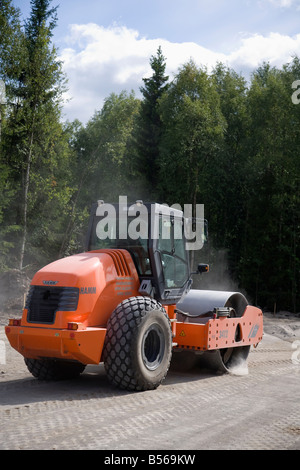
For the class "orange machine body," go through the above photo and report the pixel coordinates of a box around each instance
[5,249,263,365]
[170,305,263,352]
[6,249,140,364]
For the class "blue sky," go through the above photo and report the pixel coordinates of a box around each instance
[13,0,300,122]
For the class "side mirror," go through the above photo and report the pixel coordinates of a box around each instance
[197,263,209,273]
[193,263,209,274]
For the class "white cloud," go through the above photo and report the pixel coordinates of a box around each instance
[60,23,300,123]
[266,0,299,7]
[229,32,300,70]
[265,0,300,10]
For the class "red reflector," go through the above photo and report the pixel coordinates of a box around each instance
[8,319,21,326]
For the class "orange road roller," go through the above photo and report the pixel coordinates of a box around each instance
[5,201,263,391]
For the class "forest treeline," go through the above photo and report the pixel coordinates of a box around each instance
[0,0,299,311]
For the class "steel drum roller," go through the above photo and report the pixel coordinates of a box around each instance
[176,290,251,374]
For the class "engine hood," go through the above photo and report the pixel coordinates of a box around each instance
[27,250,140,328]
[31,252,110,288]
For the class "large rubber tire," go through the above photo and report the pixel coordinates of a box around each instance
[24,358,86,380]
[103,296,173,391]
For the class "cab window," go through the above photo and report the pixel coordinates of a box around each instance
[157,215,189,288]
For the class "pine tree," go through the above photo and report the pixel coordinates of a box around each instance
[137,46,169,190]
[17,0,65,270]
[0,0,24,269]
[1,0,69,272]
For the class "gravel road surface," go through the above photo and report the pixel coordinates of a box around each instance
[0,314,300,451]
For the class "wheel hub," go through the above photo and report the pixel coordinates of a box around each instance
[142,324,165,371]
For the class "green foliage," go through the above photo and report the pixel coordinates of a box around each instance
[135,46,169,192]
[158,61,226,206]
[238,61,300,311]
[0,0,71,274]
[58,91,141,257]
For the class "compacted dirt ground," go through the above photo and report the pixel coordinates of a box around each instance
[0,308,300,451]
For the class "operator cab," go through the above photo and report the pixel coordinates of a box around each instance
[86,200,197,304]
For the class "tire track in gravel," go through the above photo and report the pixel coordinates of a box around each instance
[1,328,299,450]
